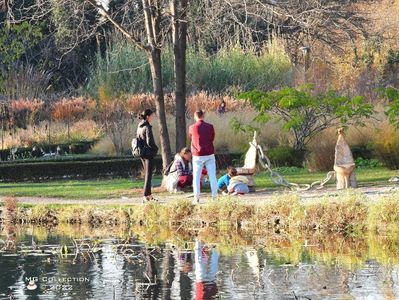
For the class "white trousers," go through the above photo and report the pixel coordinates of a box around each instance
[192,154,218,198]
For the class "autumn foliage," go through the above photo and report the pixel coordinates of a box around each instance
[51,97,96,141]
[9,99,44,129]
[52,97,96,122]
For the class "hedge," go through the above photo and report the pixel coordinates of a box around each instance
[0,153,242,182]
[0,141,96,161]
[0,155,132,165]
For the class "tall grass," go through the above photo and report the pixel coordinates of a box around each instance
[186,43,293,93]
[3,120,101,148]
[4,64,52,101]
[85,36,293,97]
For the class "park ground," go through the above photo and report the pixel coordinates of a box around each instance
[0,167,397,205]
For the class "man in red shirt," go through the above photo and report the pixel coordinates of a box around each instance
[188,110,218,203]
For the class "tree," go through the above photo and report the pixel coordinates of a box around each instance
[188,0,371,61]
[9,0,173,168]
[0,21,44,97]
[236,85,374,150]
[170,0,188,151]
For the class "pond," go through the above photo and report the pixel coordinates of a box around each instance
[1,224,399,300]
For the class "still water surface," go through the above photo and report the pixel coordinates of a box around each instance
[1,225,399,300]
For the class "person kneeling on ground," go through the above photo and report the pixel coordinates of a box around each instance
[166,147,193,193]
[225,175,249,196]
[217,166,237,192]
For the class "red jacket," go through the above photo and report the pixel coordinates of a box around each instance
[189,120,215,156]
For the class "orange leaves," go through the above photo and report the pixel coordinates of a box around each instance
[51,97,96,122]
[9,99,44,114]
[126,94,155,115]
[186,91,249,115]
[124,92,249,116]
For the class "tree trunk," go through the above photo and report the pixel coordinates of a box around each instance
[171,0,188,152]
[143,0,172,169]
[1,115,4,150]
[148,49,172,169]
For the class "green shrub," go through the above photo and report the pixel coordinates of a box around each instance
[351,145,374,160]
[267,146,305,167]
[373,125,399,170]
[0,158,155,182]
[0,153,242,182]
[355,157,382,169]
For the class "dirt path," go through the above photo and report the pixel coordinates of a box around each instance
[1,186,396,206]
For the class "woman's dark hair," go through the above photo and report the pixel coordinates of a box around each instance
[179,147,192,157]
[139,109,154,120]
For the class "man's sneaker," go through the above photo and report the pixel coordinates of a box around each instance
[192,197,200,205]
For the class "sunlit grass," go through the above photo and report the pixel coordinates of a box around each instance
[0,167,396,199]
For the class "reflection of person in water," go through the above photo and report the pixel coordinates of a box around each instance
[194,240,218,300]
[171,244,194,299]
[136,247,160,299]
[246,248,265,289]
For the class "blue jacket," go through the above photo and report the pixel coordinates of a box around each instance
[217,174,231,190]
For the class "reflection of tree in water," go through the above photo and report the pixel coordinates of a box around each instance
[135,247,161,299]
[4,224,399,298]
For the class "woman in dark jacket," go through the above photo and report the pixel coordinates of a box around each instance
[137,109,158,202]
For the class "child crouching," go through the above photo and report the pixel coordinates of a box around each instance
[226,175,249,196]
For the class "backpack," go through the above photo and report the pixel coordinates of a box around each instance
[131,137,146,158]
[163,159,176,176]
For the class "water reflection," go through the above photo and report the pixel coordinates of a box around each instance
[136,247,160,299]
[1,225,399,299]
[170,243,193,299]
[194,240,218,300]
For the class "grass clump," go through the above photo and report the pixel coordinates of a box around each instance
[252,194,303,230]
[161,199,195,226]
[198,197,254,228]
[28,205,57,224]
[303,192,368,234]
[368,191,399,232]
[129,201,163,226]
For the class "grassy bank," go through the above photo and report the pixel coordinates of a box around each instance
[3,191,399,234]
[0,167,396,199]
